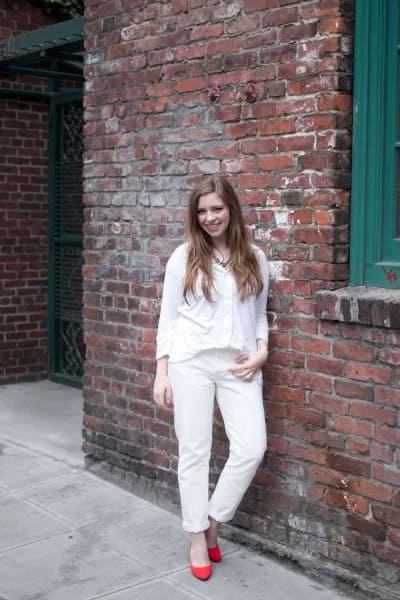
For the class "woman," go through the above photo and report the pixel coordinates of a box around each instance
[153,175,269,581]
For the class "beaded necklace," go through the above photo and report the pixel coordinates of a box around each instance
[213,255,230,268]
[212,248,231,269]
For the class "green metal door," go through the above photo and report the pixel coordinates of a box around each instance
[48,90,84,387]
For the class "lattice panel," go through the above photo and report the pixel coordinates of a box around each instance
[54,245,83,321]
[63,102,83,162]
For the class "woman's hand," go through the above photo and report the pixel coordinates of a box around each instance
[153,373,174,408]
[229,348,268,382]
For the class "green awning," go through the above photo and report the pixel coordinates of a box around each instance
[0,17,84,81]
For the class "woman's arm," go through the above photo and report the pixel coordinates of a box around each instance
[255,248,270,346]
[156,251,184,360]
[153,356,173,408]
[153,248,184,407]
[229,249,269,382]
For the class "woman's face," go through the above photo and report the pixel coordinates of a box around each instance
[197,192,230,243]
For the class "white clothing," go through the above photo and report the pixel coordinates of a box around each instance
[169,348,267,532]
[156,243,269,362]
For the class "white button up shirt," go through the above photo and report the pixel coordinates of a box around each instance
[156,243,269,362]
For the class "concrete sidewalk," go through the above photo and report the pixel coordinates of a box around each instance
[0,381,353,600]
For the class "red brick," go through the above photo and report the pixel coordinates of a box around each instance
[317,93,352,111]
[258,118,296,135]
[378,348,400,366]
[191,23,224,41]
[348,439,370,456]
[345,364,392,385]
[306,356,344,377]
[225,122,257,139]
[372,464,400,487]
[221,157,257,173]
[261,6,299,26]
[327,453,370,477]
[347,514,386,541]
[333,341,375,363]
[333,417,372,439]
[373,505,400,528]
[244,0,278,12]
[334,380,373,401]
[269,385,306,404]
[259,155,294,171]
[371,443,394,465]
[307,429,327,447]
[388,528,400,547]
[350,401,397,426]
[281,22,318,42]
[319,17,352,34]
[375,387,400,408]
[287,423,306,439]
[348,478,393,503]
[226,14,259,35]
[309,465,347,488]
[241,138,276,154]
[309,392,349,415]
[288,442,327,465]
[326,489,369,515]
[176,77,205,93]
[375,425,400,447]
[291,336,331,355]
[206,38,240,56]
[269,437,288,455]
[287,407,325,427]
[239,173,272,188]
[146,82,175,98]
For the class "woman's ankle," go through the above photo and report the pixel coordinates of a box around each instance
[206,517,219,547]
[190,531,207,547]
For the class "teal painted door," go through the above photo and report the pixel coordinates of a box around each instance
[48,91,84,387]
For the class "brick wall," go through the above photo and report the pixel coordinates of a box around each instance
[0,0,53,38]
[82,1,400,596]
[0,1,54,383]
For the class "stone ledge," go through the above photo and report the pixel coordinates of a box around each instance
[315,287,400,329]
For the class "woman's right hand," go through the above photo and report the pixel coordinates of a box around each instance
[153,374,174,408]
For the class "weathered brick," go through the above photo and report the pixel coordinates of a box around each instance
[375,387,400,408]
[79,1,400,589]
[332,417,372,439]
[373,505,400,528]
[350,401,397,426]
[327,453,370,477]
[326,488,369,515]
[347,514,386,541]
[345,364,392,385]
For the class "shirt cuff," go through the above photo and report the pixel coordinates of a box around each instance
[255,324,268,342]
[156,335,171,360]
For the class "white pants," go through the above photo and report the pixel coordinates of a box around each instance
[168,348,267,533]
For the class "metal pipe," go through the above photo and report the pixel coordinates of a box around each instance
[3,66,83,81]
[0,88,51,100]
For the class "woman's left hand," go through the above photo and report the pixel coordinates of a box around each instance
[229,350,268,382]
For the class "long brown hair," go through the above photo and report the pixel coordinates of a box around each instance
[183,175,263,302]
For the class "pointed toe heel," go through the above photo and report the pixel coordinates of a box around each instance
[208,544,222,563]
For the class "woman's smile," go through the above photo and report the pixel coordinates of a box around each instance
[197,192,230,241]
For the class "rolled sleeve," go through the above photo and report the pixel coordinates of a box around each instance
[156,249,185,360]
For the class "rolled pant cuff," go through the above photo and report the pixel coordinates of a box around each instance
[182,519,210,533]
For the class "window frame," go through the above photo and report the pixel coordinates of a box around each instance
[350,0,400,288]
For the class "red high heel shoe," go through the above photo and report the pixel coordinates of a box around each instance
[190,563,212,581]
[208,544,222,563]
[189,544,212,581]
